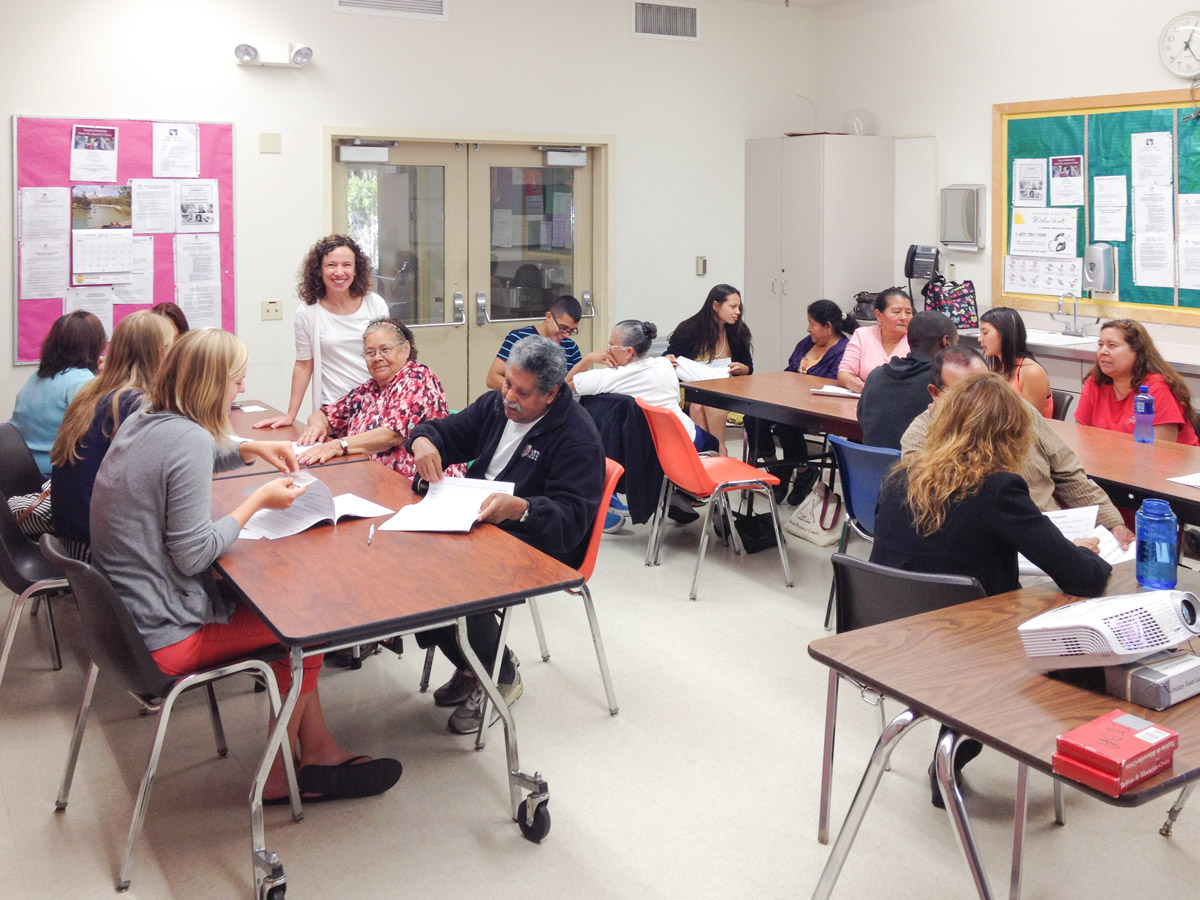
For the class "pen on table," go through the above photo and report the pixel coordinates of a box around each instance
[367,524,375,546]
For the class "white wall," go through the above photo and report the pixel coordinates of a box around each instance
[817,0,1200,350]
[1,0,818,415]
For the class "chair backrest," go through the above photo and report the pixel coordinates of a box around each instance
[827,435,901,535]
[577,458,625,582]
[1050,388,1075,421]
[0,423,45,498]
[39,535,176,699]
[634,397,715,498]
[831,552,985,635]
[0,486,63,594]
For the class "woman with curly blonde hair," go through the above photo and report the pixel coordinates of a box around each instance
[870,372,1110,807]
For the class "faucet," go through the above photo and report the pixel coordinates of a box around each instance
[1050,292,1098,338]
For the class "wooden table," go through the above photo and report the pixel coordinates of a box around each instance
[682,371,863,441]
[808,564,1200,899]
[220,399,368,480]
[1047,417,1200,524]
[211,462,583,897]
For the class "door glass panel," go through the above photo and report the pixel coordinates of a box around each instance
[345,163,447,325]
[489,166,575,320]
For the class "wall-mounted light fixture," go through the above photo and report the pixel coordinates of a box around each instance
[234,43,313,68]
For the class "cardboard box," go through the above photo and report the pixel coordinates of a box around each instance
[1104,651,1200,711]
[1052,750,1173,798]
[1056,709,1178,778]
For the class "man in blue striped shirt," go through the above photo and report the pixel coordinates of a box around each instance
[484,295,583,389]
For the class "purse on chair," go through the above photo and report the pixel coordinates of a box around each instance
[921,277,979,329]
[784,479,844,547]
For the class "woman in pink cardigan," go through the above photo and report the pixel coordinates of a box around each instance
[837,288,914,392]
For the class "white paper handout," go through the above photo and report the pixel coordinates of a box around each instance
[131,179,177,233]
[19,187,70,242]
[1009,207,1078,259]
[1134,233,1175,288]
[174,233,220,283]
[19,241,69,299]
[152,123,199,178]
[238,472,394,540]
[1049,155,1084,206]
[177,179,219,233]
[1178,236,1200,290]
[810,385,860,398]
[380,477,515,533]
[1002,255,1083,297]
[1131,132,1173,186]
[70,125,118,182]
[113,235,155,305]
[63,286,115,337]
[1017,505,1135,575]
[1012,158,1047,207]
[1167,472,1200,488]
[176,282,222,329]
[1093,206,1127,242]
[672,356,732,383]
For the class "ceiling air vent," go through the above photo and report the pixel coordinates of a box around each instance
[633,2,699,41]
[333,0,448,21]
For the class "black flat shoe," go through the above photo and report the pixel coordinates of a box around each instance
[787,466,819,506]
[928,759,944,809]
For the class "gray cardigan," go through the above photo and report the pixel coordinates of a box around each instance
[91,408,248,651]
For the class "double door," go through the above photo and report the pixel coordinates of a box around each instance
[331,138,597,408]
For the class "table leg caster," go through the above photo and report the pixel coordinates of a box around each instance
[255,848,286,900]
[517,797,550,843]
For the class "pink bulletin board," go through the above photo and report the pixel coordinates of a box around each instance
[12,116,235,364]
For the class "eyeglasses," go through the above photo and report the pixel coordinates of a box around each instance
[607,342,630,353]
[551,314,579,337]
[362,342,405,359]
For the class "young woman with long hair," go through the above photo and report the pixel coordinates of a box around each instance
[49,310,175,558]
[978,306,1053,418]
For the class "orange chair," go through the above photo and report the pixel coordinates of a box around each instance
[419,459,623,716]
[636,398,792,601]
[526,457,623,714]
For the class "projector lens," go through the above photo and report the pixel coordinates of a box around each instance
[1181,594,1198,627]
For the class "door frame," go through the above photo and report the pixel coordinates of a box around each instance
[322,127,614,348]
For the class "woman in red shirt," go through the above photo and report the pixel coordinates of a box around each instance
[1075,319,1199,446]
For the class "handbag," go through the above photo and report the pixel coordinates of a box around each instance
[851,291,877,321]
[921,277,979,330]
[783,479,844,547]
[732,510,779,554]
[7,479,53,538]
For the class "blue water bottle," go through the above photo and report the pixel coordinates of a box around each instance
[1135,499,1177,589]
[1134,385,1155,443]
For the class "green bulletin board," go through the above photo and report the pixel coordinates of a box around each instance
[994,89,1200,324]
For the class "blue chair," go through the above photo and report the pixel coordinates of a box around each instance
[823,435,901,630]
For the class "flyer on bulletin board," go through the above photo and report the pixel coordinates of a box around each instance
[69,125,118,182]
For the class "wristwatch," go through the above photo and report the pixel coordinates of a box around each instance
[519,499,531,523]
[339,439,349,456]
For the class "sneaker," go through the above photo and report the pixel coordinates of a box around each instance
[666,492,700,524]
[447,671,523,734]
[432,668,477,708]
[609,494,629,514]
[603,510,624,534]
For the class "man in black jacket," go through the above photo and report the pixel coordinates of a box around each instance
[857,310,957,449]
[408,334,605,733]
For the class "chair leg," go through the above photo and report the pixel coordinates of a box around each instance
[205,683,228,758]
[722,493,741,553]
[823,524,850,631]
[818,670,840,844]
[1053,778,1066,825]
[418,646,435,692]
[763,486,793,588]
[645,477,671,566]
[117,680,190,891]
[1012,763,1029,900]
[474,608,513,752]
[579,583,618,715]
[42,595,62,671]
[1160,783,1194,836]
[0,586,32,693]
[689,499,717,601]
[56,661,99,811]
[527,597,550,662]
[652,483,675,566]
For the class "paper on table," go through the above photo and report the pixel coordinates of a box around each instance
[1017,505,1134,575]
[379,477,515,533]
[1167,472,1200,488]
[239,405,267,413]
[810,385,860,398]
[238,473,394,540]
[673,356,732,383]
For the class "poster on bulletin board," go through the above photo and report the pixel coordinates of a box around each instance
[11,115,235,364]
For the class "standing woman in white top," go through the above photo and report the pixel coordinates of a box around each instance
[253,235,389,430]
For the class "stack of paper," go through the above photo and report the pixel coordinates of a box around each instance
[1017,505,1135,576]
[673,356,731,383]
[380,477,515,533]
[238,472,394,540]
[810,384,860,398]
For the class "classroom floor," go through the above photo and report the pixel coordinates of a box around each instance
[2,481,1199,899]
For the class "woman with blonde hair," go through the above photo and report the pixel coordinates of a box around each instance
[91,328,402,804]
[871,372,1110,807]
[50,310,175,558]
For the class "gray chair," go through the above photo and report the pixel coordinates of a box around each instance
[39,535,300,893]
[1050,388,1075,421]
[0,423,68,687]
[819,553,985,844]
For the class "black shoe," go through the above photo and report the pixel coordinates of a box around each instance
[929,738,983,809]
[1184,527,1200,560]
[667,494,700,524]
[768,466,792,504]
[928,759,944,809]
[787,466,819,506]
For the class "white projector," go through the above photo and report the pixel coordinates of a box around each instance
[1018,591,1200,670]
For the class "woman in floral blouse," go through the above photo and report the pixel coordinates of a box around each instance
[296,317,461,477]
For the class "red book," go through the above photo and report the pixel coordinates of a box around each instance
[1052,750,1174,798]
[1056,709,1178,778]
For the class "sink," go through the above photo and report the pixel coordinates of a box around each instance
[1023,329,1097,346]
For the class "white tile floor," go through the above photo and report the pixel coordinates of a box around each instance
[2,488,1199,899]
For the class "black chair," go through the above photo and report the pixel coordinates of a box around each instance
[818,554,985,844]
[0,425,69,686]
[39,535,300,893]
[1050,388,1075,421]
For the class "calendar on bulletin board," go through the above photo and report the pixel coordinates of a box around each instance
[993,88,1200,327]
[11,115,235,364]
